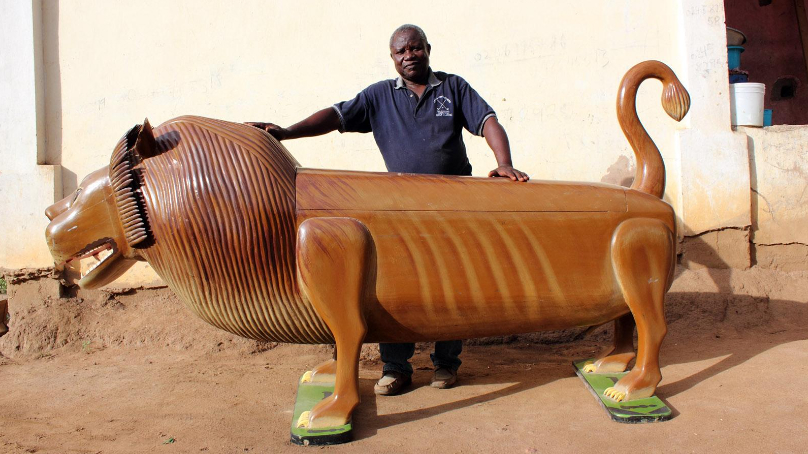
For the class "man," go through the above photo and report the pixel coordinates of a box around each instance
[248,24,529,396]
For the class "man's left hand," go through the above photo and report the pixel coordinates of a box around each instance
[488,166,530,182]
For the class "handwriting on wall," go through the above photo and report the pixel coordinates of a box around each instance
[684,2,724,26]
[690,43,724,78]
[470,35,610,69]
[684,0,727,79]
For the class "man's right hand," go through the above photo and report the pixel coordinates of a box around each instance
[245,122,288,141]
[246,108,341,141]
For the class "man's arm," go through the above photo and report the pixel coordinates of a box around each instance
[246,107,341,141]
[483,117,530,182]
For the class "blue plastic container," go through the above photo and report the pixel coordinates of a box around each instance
[763,109,773,126]
[728,46,744,70]
[729,73,748,83]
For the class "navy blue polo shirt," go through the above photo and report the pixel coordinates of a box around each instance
[332,70,496,176]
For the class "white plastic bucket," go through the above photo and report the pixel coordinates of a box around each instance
[730,83,765,127]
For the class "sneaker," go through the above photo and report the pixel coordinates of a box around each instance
[374,371,412,396]
[430,367,457,389]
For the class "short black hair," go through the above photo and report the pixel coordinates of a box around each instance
[389,24,428,48]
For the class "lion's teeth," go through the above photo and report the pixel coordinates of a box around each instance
[80,247,114,279]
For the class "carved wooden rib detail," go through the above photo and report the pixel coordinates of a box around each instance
[109,125,149,247]
[139,116,332,343]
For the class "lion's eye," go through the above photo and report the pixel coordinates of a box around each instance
[70,188,83,206]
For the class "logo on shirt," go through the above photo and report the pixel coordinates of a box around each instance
[434,96,452,117]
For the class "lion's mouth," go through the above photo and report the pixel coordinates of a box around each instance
[68,241,118,281]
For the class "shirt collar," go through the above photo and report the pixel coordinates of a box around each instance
[394,69,442,89]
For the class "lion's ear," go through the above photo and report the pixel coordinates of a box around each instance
[132,118,157,160]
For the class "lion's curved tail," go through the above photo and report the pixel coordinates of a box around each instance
[617,60,690,199]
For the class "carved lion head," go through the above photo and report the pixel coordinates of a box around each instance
[45,121,154,289]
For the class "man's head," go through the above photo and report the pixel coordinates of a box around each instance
[389,24,431,83]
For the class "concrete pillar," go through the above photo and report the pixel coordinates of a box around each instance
[676,0,752,268]
[0,0,62,268]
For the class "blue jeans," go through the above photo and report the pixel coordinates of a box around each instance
[380,341,462,376]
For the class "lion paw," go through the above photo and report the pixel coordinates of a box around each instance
[604,387,626,402]
[300,371,313,384]
[296,411,311,428]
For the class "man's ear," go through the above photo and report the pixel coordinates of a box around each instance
[426,43,431,55]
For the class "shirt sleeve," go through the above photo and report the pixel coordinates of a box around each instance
[455,76,496,136]
[333,88,373,134]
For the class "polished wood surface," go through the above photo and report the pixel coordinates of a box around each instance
[44,61,690,427]
[617,60,690,198]
[297,168,626,212]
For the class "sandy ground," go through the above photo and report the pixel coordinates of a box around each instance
[1,266,808,453]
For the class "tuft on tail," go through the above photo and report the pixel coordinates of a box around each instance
[617,61,690,199]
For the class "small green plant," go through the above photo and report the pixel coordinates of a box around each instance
[81,339,91,353]
[0,277,6,294]
[163,437,176,445]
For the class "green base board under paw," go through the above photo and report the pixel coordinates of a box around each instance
[573,359,672,423]
[290,372,352,446]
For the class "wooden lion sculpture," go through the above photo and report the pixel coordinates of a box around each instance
[45,61,689,430]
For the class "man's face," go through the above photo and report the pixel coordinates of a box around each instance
[390,29,431,82]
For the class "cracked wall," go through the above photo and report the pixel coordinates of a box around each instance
[675,0,754,269]
[743,125,808,271]
[680,227,751,270]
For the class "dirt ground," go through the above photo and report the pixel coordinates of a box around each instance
[1,265,808,453]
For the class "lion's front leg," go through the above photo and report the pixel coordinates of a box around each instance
[296,218,372,428]
[302,354,338,384]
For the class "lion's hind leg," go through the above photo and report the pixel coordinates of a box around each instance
[602,218,673,402]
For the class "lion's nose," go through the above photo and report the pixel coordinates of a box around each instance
[45,196,71,221]
[45,205,59,221]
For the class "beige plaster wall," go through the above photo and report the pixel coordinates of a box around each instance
[0,0,61,268]
[744,126,808,244]
[48,1,684,188]
[743,125,808,270]
[677,0,752,236]
[40,0,692,286]
[3,0,770,285]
